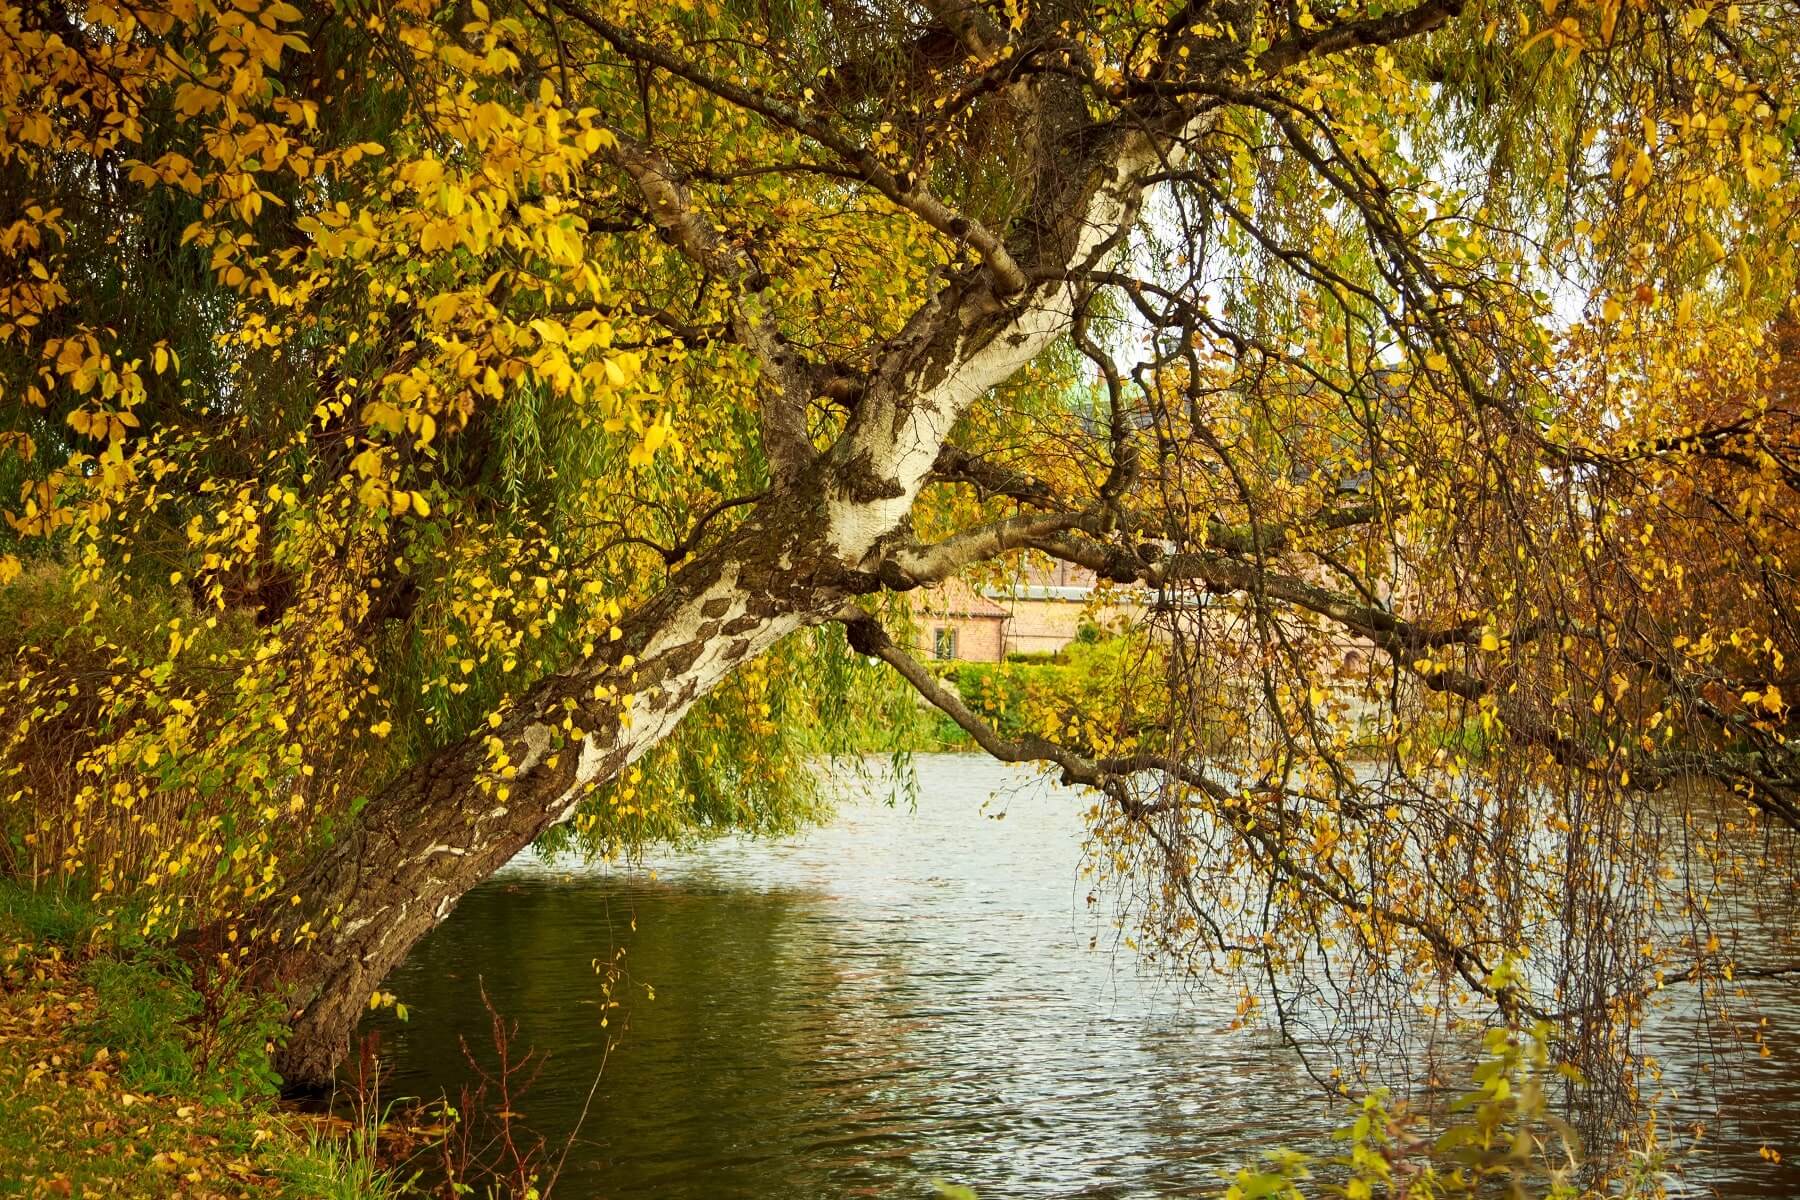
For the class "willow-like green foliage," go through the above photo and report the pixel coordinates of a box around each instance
[0,0,1797,1119]
[0,0,1022,928]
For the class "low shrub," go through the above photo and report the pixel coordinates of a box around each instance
[82,948,285,1101]
[945,635,1168,749]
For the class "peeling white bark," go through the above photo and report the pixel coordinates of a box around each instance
[642,563,743,658]
[822,124,1205,565]
[823,292,1080,561]
[542,568,808,826]
[516,723,554,775]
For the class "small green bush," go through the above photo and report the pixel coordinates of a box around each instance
[82,951,285,1101]
[946,635,1167,747]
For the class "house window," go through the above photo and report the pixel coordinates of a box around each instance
[933,627,957,660]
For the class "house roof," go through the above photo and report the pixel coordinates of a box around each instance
[913,578,1009,620]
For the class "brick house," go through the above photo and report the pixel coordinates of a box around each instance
[910,563,1149,661]
[911,578,1011,663]
[987,559,1131,656]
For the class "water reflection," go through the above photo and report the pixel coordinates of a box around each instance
[365,755,1799,1198]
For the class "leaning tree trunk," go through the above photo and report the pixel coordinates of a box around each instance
[243,107,1176,1088]
[253,491,852,1085]
[251,299,1082,1084]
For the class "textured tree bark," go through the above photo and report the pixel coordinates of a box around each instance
[257,278,1088,1085]
[250,93,1187,1091]
[258,486,847,1085]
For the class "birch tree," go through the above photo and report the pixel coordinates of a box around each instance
[1,0,1796,1088]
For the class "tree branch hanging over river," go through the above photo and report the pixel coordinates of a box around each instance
[0,0,1798,1090]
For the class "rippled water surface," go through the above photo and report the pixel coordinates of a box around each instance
[367,755,1800,1198]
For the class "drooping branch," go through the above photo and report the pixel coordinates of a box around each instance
[837,609,1535,1019]
[839,609,1232,799]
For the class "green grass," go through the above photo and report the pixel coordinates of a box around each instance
[277,1117,413,1200]
[0,880,109,948]
[0,880,407,1198]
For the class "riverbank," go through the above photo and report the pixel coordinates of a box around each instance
[0,887,401,1200]
[0,795,1721,1200]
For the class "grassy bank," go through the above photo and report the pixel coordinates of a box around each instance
[0,886,401,1200]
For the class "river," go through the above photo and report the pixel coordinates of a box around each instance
[363,754,1800,1198]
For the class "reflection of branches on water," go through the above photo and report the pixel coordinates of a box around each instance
[857,231,1800,1139]
[844,564,1798,1140]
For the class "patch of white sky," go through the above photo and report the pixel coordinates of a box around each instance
[1090,87,1608,383]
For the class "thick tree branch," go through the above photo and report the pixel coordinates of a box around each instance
[1255,0,1465,75]
[561,0,1031,297]
[880,512,1085,588]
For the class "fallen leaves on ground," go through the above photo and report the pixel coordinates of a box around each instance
[0,940,301,1198]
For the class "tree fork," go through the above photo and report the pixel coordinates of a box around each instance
[213,57,1209,1086]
